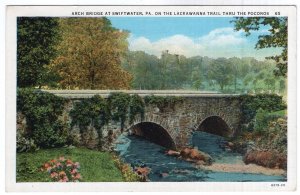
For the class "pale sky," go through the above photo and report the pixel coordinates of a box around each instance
[109,17,282,60]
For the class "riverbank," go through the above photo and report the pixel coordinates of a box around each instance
[197,163,285,176]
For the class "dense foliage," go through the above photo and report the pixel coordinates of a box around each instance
[69,93,146,145]
[254,108,283,134]
[239,94,286,125]
[107,93,131,131]
[17,88,67,148]
[129,94,145,124]
[233,17,288,77]
[50,17,132,89]
[70,95,109,148]
[17,17,60,88]
[123,51,286,93]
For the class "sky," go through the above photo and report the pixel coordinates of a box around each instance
[108,17,282,60]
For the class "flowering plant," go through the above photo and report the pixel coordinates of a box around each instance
[42,156,81,182]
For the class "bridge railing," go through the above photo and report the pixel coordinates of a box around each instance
[42,90,240,99]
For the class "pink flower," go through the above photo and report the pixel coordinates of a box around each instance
[59,156,65,161]
[66,159,73,164]
[59,171,66,176]
[62,176,69,182]
[46,167,52,172]
[70,169,77,174]
[50,172,58,178]
[74,162,80,168]
[74,173,81,179]
[50,159,57,164]
[56,162,62,167]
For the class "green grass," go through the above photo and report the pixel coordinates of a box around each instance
[17,147,124,182]
[269,109,287,117]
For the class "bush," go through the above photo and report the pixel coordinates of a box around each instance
[41,156,81,182]
[240,94,286,125]
[129,94,145,124]
[108,92,131,130]
[17,130,37,152]
[70,95,109,149]
[17,88,67,148]
[254,108,282,134]
[112,155,141,182]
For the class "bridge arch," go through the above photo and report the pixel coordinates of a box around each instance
[197,115,232,137]
[127,122,176,149]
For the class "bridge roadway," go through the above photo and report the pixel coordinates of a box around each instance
[43,90,240,98]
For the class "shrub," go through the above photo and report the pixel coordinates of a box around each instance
[17,88,67,148]
[107,92,131,131]
[41,156,81,182]
[70,95,109,149]
[17,130,37,152]
[129,94,145,124]
[240,94,286,125]
[254,108,283,134]
[112,155,141,182]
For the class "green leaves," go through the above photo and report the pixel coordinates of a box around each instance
[70,95,109,132]
[108,93,131,126]
[129,95,145,124]
[17,17,60,87]
[17,88,67,148]
[240,94,286,125]
[233,17,288,77]
[51,18,132,89]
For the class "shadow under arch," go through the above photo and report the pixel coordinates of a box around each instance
[197,116,232,137]
[128,122,176,149]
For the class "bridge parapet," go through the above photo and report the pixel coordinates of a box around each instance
[43,90,240,99]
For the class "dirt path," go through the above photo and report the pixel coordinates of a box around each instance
[197,163,286,176]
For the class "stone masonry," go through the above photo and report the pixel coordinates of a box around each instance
[45,90,243,149]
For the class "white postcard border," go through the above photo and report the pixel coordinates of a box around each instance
[5,4,297,192]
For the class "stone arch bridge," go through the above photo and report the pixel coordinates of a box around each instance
[46,90,243,150]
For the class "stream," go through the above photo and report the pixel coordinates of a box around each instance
[114,131,286,182]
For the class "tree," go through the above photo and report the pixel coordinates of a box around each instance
[17,17,60,87]
[191,70,202,90]
[51,17,132,89]
[207,58,234,91]
[233,17,288,77]
[124,51,160,90]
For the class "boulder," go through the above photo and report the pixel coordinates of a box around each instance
[227,142,234,148]
[180,147,213,165]
[180,148,191,159]
[244,150,287,169]
[135,166,151,177]
[165,150,180,157]
[159,172,169,178]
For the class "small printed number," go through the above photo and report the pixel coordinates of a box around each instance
[275,12,281,15]
[271,184,285,187]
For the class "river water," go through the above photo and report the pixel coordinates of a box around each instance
[114,131,286,182]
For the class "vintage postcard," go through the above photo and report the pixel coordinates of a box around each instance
[5,3,297,192]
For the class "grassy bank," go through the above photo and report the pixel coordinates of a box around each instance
[17,148,124,182]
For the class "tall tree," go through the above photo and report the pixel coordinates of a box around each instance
[233,17,288,77]
[51,17,132,89]
[17,17,60,87]
[207,58,234,91]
